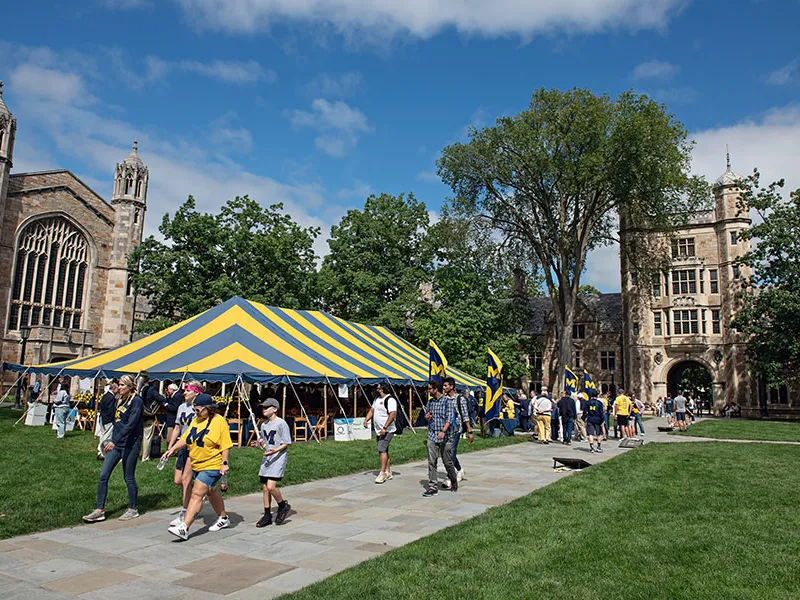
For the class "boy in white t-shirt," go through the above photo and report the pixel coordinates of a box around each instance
[363,383,397,484]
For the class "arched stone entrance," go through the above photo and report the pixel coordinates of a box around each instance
[667,360,714,410]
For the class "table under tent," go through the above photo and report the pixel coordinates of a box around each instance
[4,296,484,443]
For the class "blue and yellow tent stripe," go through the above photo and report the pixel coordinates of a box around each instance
[7,297,484,389]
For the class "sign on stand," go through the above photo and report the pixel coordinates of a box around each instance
[333,417,372,441]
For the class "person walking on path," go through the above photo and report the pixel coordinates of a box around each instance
[633,396,646,437]
[534,392,552,445]
[163,393,232,540]
[584,394,606,453]
[674,391,688,432]
[574,392,589,442]
[557,391,576,446]
[613,389,634,440]
[664,395,675,427]
[53,379,72,439]
[96,379,118,458]
[256,398,292,527]
[363,383,397,484]
[443,376,474,484]
[423,381,458,497]
[167,381,199,527]
[517,390,530,432]
[83,374,143,523]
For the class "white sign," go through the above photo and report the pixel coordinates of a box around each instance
[333,417,372,441]
[338,384,349,398]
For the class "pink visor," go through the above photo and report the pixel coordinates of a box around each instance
[184,384,203,394]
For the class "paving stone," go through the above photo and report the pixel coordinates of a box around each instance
[256,566,330,591]
[68,534,159,555]
[3,580,74,600]
[0,548,52,564]
[41,567,137,595]
[293,547,378,573]
[123,562,195,583]
[247,539,331,565]
[4,557,96,584]
[79,576,189,600]
[174,553,294,595]
[122,542,216,568]
[346,529,424,546]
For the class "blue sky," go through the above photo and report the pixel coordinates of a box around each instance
[3,0,799,291]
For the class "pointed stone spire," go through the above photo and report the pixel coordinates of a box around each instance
[122,139,144,168]
[714,145,741,188]
[726,145,731,170]
[0,81,10,116]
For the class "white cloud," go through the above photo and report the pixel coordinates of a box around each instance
[416,171,440,183]
[337,180,372,200]
[289,98,372,157]
[306,72,363,97]
[632,59,678,80]
[764,59,798,86]
[10,64,97,106]
[585,103,800,292]
[145,57,276,84]
[175,0,688,40]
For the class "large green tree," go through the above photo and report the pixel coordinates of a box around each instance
[319,192,430,335]
[413,206,540,381]
[129,195,319,332]
[731,171,800,387]
[437,87,708,389]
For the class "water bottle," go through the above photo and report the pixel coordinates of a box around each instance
[220,474,228,492]
[157,455,168,471]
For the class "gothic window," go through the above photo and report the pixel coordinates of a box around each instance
[712,309,721,334]
[573,324,586,339]
[135,179,142,198]
[125,177,132,195]
[574,351,581,369]
[600,351,616,371]
[730,231,738,246]
[710,269,719,294]
[653,313,662,336]
[652,275,661,297]
[673,309,699,335]
[671,237,695,258]
[8,218,89,331]
[134,209,140,224]
[672,269,697,295]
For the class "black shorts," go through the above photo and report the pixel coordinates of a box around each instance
[260,476,283,484]
[175,447,190,471]
[587,422,603,437]
[616,415,630,427]
[676,411,686,422]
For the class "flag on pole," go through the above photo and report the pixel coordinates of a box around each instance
[582,369,597,396]
[484,348,503,422]
[565,366,578,394]
[429,340,448,382]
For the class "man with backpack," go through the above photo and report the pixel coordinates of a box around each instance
[137,372,165,462]
[363,383,397,484]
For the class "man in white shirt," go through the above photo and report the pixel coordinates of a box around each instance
[534,392,553,445]
[364,383,397,484]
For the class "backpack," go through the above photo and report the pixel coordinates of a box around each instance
[389,396,406,435]
[141,384,161,417]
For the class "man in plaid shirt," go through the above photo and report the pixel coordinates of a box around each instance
[442,376,473,486]
[423,380,458,497]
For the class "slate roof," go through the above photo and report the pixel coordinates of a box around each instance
[525,293,622,336]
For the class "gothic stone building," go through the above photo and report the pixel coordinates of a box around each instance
[0,82,148,382]
[526,158,796,418]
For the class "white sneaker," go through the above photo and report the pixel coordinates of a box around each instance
[457,469,465,482]
[374,472,387,484]
[168,522,189,540]
[441,480,452,489]
[209,516,230,532]
[385,470,393,480]
[170,511,187,527]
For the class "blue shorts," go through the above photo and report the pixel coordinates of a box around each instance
[194,470,222,488]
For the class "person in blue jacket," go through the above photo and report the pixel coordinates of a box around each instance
[83,374,144,523]
[583,394,606,453]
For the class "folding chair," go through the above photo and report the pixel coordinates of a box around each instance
[247,419,264,446]
[311,414,328,440]
[228,418,243,447]
[293,417,309,442]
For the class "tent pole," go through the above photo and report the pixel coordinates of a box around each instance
[323,384,328,423]
[324,375,354,439]
[282,385,286,419]
[287,378,320,444]
[236,375,263,447]
[409,379,430,413]
[408,387,413,429]
[353,384,357,419]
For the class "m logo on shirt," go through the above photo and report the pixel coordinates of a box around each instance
[264,430,277,446]
[186,426,210,448]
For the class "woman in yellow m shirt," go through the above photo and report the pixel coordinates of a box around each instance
[163,393,232,540]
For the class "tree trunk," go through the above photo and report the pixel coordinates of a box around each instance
[554,282,576,394]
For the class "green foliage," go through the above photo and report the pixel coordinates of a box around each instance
[578,284,601,295]
[129,196,320,331]
[414,206,541,380]
[437,87,709,388]
[732,171,800,386]
[319,192,430,335]
[673,419,800,442]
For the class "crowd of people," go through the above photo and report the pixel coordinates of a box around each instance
[78,373,293,541]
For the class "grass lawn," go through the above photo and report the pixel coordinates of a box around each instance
[673,418,800,442]
[281,442,800,600]
[0,408,522,539]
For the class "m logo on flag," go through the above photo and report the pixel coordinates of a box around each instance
[583,369,597,395]
[429,340,448,382]
[484,348,503,423]
[565,366,578,394]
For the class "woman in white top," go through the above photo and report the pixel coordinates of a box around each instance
[53,377,72,439]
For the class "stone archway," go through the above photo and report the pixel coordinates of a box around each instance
[667,360,714,409]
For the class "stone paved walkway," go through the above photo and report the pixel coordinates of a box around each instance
[0,420,691,599]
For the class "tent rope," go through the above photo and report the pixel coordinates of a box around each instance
[286,378,321,444]
[235,375,263,447]
[409,379,430,414]
[0,366,31,407]
[323,375,354,439]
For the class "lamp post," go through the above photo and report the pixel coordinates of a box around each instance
[15,326,31,409]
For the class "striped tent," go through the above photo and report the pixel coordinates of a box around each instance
[7,296,484,389]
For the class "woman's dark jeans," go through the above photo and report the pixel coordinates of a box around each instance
[96,442,141,509]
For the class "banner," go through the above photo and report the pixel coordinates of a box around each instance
[429,340,448,382]
[582,369,597,396]
[484,348,503,422]
[565,366,578,394]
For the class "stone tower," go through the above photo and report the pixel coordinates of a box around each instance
[99,141,148,349]
[0,81,17,247]
[712,151,752,412]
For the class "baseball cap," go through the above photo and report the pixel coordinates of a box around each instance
[259,397,280,410]
[193,393,213,407]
